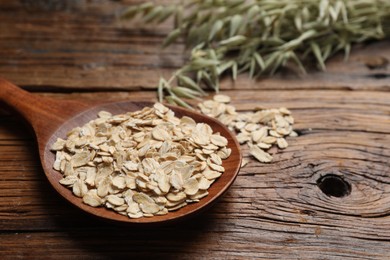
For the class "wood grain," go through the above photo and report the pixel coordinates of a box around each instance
[0,0,389,259]
[1,89,389,259]
[0,1,388,91]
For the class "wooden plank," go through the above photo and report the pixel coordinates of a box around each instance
[0,90,389,258]
[0,1,388,90]
[0,229,387,259]
[0,0,389,258]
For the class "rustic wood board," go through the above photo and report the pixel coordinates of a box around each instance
[0,0,389,91]
[0,1,389,259]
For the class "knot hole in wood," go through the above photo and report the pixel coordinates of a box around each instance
[316,174,351,198]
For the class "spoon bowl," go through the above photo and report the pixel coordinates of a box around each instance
[0,78,242,224]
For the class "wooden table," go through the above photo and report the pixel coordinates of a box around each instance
[1,1,389,259]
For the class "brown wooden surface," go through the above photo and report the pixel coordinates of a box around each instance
[0,0,389,259]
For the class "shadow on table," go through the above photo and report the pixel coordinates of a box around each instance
[53,199,222,258]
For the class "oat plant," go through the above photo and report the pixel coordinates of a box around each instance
[122,0,390,107]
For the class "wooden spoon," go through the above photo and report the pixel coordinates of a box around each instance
[0,78,242,224]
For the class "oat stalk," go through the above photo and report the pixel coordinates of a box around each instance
[122,0,390,106]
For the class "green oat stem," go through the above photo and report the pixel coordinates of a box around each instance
[122,0,390,107]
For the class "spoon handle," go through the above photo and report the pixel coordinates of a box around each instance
[0,77,50,124]
[0,77,89,133]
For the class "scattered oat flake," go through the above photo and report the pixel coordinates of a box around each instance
[210,134,228,147]
[107,194,125,206]
[213,94,231,103]
[98,111,112,118]
[83,189,103,207]
[250,145,273,163]
[166,191,186,202]
[198,94,295,165]
[277,138,288,149]
[241,158,249,168]
[183,177,199,196]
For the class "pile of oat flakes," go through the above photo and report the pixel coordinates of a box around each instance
[51,95,296,219]
[51,103,231,218]
[197,95,296,167]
